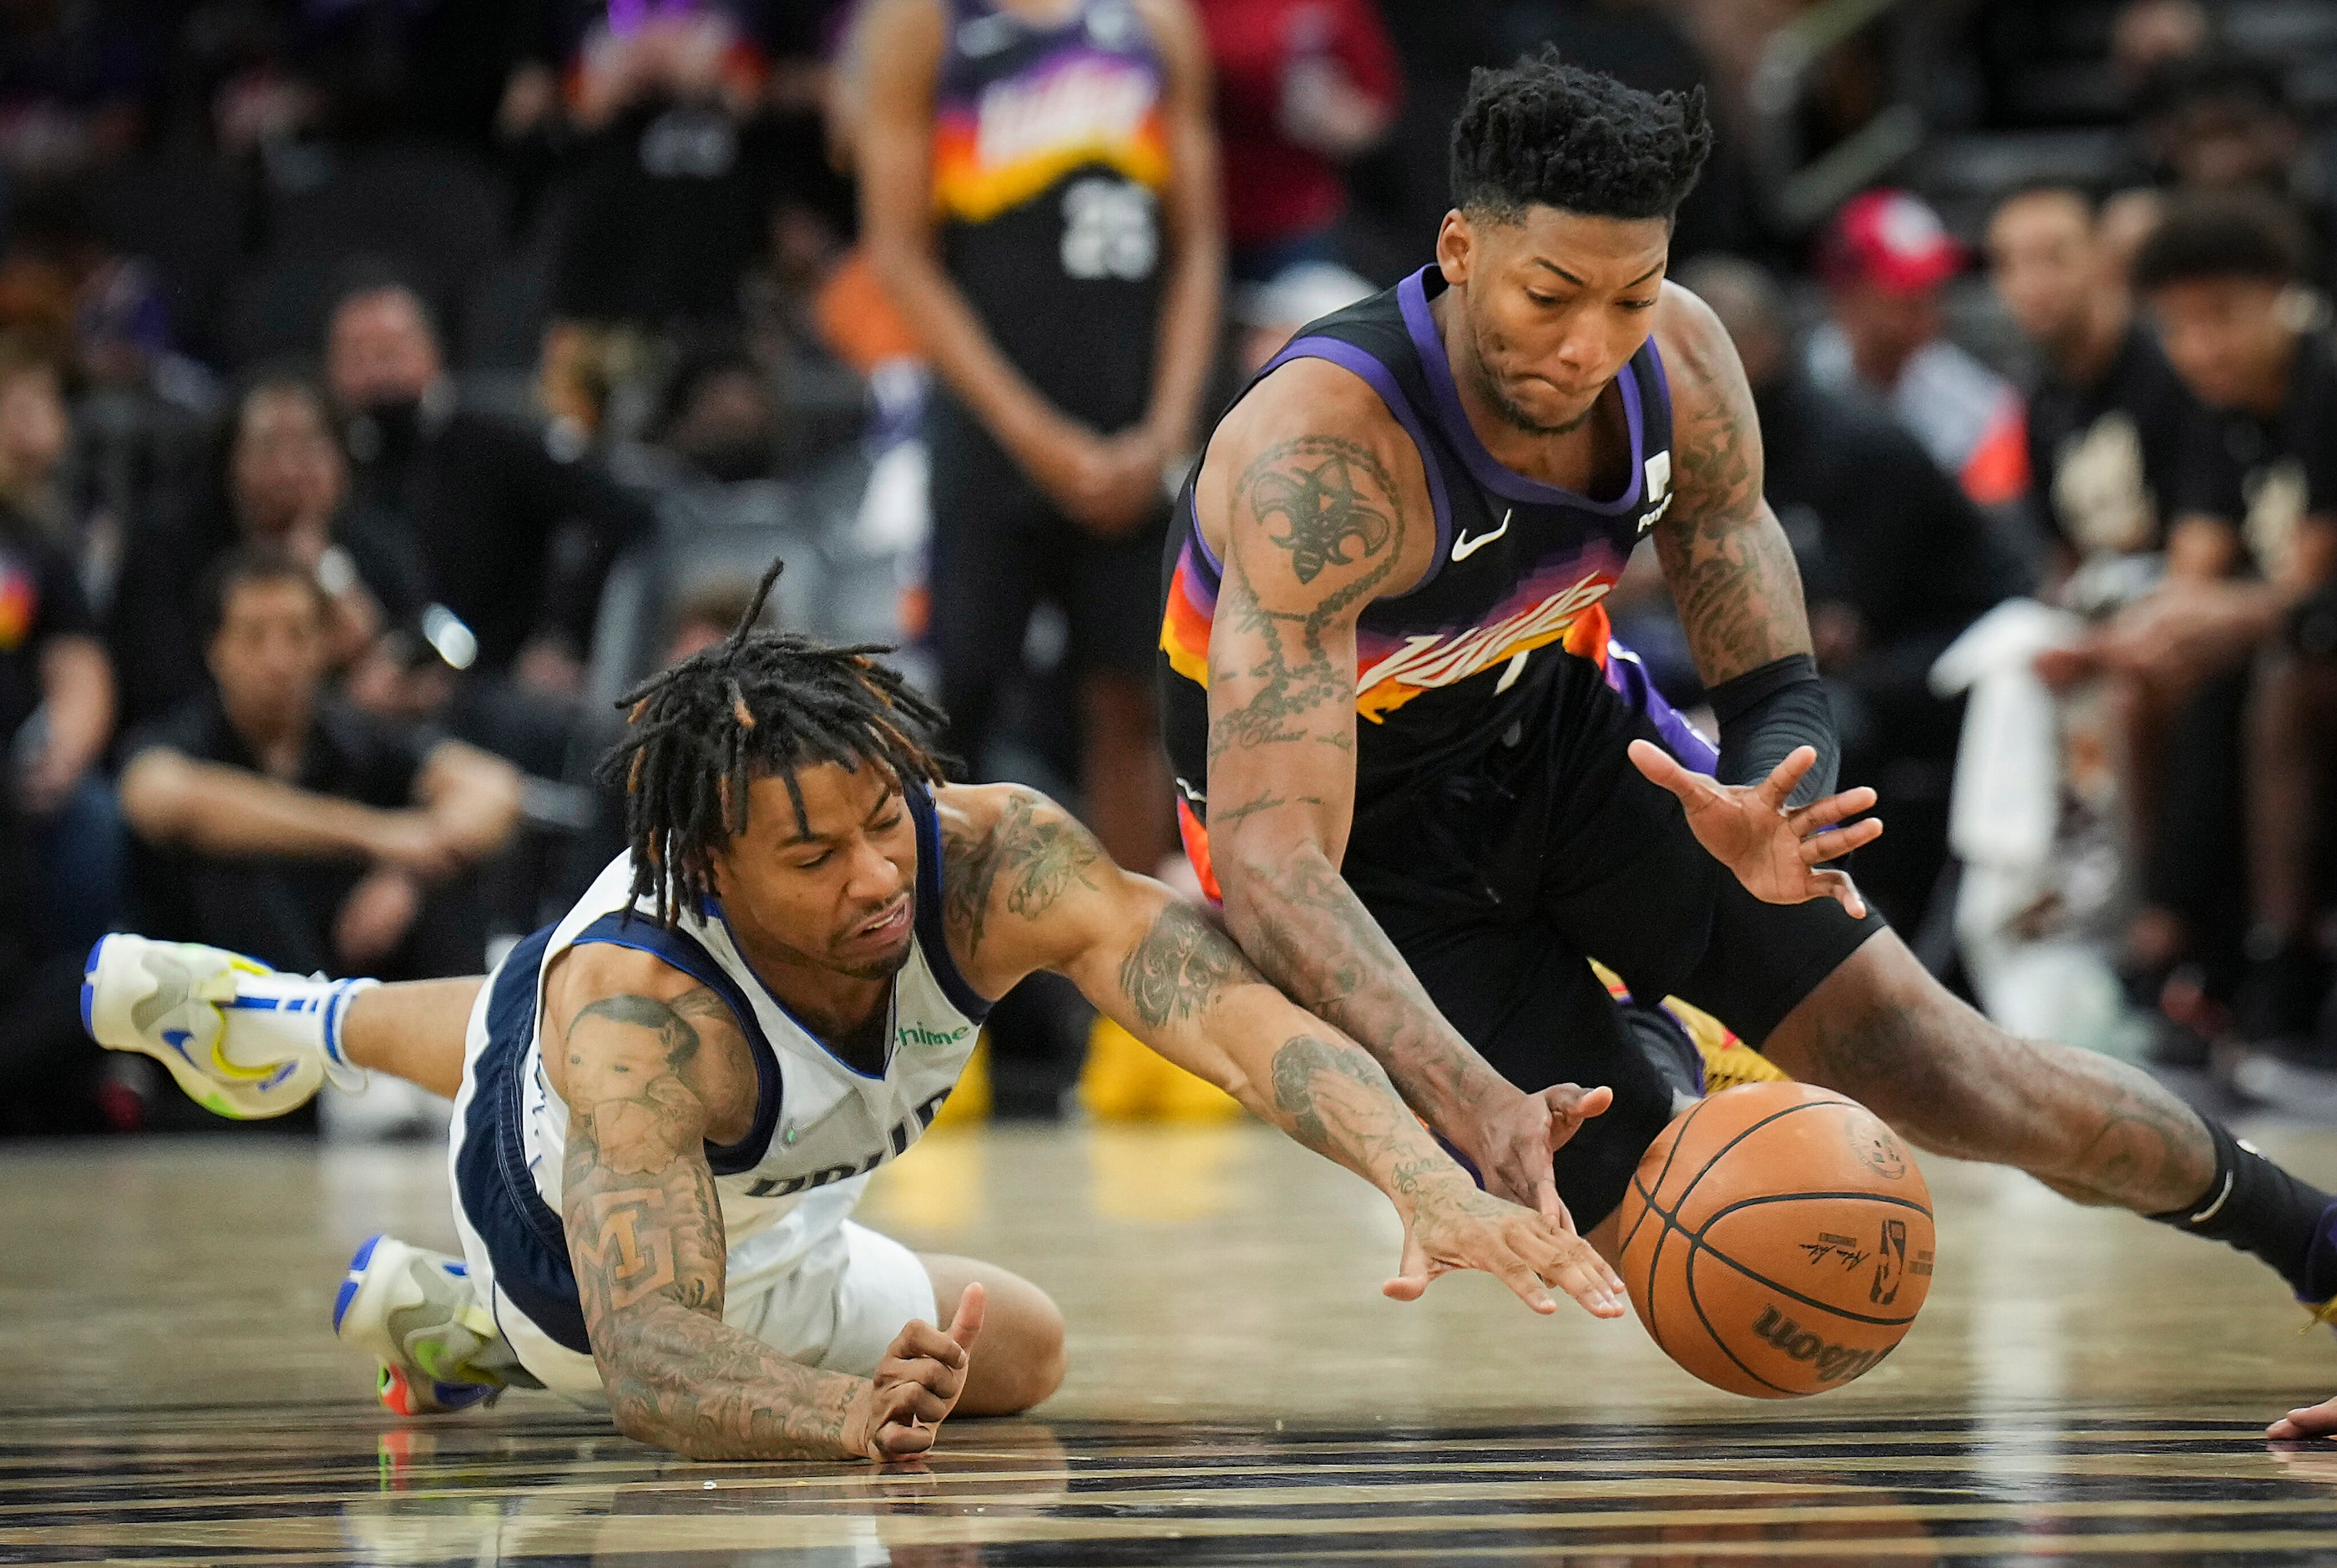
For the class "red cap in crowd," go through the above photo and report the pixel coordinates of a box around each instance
[1821,189,1965,293]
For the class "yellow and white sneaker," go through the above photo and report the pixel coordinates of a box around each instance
[81,934,372,1120]
[335,1235,539,1415]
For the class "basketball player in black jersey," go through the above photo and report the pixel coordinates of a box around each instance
[1162,52,2337,1337]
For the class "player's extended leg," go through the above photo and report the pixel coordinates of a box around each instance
[1762,927,2336,1304]
[921,1253,1068,1415]
[336,979,480,1100]
[85,933,483,1115]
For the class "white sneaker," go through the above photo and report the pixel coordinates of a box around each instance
[334,1234,538,1415]
[81,934,367,1120]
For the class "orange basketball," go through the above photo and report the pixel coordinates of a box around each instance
[1614,1080,1935,1398]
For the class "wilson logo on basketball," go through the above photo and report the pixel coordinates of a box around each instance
[1749,1305,1889,1383]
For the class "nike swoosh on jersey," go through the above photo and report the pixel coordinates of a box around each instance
[1449,508,1511,562]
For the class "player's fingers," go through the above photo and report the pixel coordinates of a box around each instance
[1540,1081,1613,1130]
[1545,1243,1626,1318]
[889,1320,969,1372]
[1382,1236,1451,1302]
[1626,740,1714,807]
[948,1282,987,1353]
[1515,1217,1623,1295]
[1754,746,1816,812]
[1809,868,1869,919]
[876,1369,957,1425]
[1799,816,1884,864]
[1786,785,1877,836]
[1488,1252,1558,1315]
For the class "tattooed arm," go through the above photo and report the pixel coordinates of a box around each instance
[543,945,958,1460]
[1648,283,1813,685]
[1186,367,1600,1220]
[935,781,1626,1318]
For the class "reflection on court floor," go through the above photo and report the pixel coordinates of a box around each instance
[4,1124,2337,1563]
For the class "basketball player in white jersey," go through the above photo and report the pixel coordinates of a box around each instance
[83,562,1623,1463]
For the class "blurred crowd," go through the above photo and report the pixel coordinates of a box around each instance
[3,0,2335,1135]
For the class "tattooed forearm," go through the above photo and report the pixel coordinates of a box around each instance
[1117,902,1264,1029]
[562,991,867,1460]
[1222,844,1515,1134]
[1655,316,1812,685]
[943,788,1102,955]
[1267,1033,1471,1205]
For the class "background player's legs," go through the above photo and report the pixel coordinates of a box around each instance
[1069,523,1175,874]
[920,1253,1067,1416]
[1079,670,1173,873]
[339,979,484,1100]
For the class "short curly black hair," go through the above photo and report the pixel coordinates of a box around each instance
[1449,48,1712,223]
[2132,188,2310,291]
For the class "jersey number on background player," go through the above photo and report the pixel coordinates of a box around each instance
[1060,178,1158,281]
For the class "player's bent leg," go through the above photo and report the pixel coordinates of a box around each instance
[1763,928,2337,1302]
[920,1252,1066,1416]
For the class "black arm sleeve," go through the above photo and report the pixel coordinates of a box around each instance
[1708,653,1838,807]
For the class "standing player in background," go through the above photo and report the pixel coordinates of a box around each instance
[1162,53,2337,1342]
[857,0,1220,874]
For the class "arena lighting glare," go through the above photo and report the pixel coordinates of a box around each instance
[421,604,478,670]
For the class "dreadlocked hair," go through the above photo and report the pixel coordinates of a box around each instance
[597,556,953,927]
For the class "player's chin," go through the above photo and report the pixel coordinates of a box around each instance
[832,929,915,981]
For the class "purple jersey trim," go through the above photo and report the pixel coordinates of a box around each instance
[1601,641,1718,773]
[1257,332,1456,594]
[1396,267,1647,516]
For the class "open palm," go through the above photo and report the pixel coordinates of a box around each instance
[1626,742,1882,918]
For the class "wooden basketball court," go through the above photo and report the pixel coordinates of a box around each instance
[7,1120,2337,1563]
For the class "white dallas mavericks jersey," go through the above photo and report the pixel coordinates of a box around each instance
[451,784,988,1356]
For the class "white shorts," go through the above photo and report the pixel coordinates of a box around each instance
[444,958,938,1404]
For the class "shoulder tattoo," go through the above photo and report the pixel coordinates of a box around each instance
[943,789,1102,957]
[1240,435,1402,584]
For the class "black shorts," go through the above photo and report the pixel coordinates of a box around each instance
[1340,652,1887,1232]
[925,396,1167,694]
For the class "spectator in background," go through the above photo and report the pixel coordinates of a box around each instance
[119,546,521,982]
[545,3,785,336]
[2135,52,2337,288]
[857,0,1222,1117]
[325,281,643,705]
[1683,255,2016,931]
[2109,191,2337,1043]
[1986,182,2196,614]
[0,335,115,961]
[1808,189,2030,513]
[109,372,422,734]
[651,349,783,483]
[1192,0,1399,285]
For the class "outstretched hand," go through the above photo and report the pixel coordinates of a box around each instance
[2269,1395,2337,1443]
[1384,1179,1626,1320]
[851,1282,986,1462]
[1627,742,1881,919]
[1461,1083,1614,1222]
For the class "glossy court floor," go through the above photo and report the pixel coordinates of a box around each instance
[11,1118,2337,1565]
